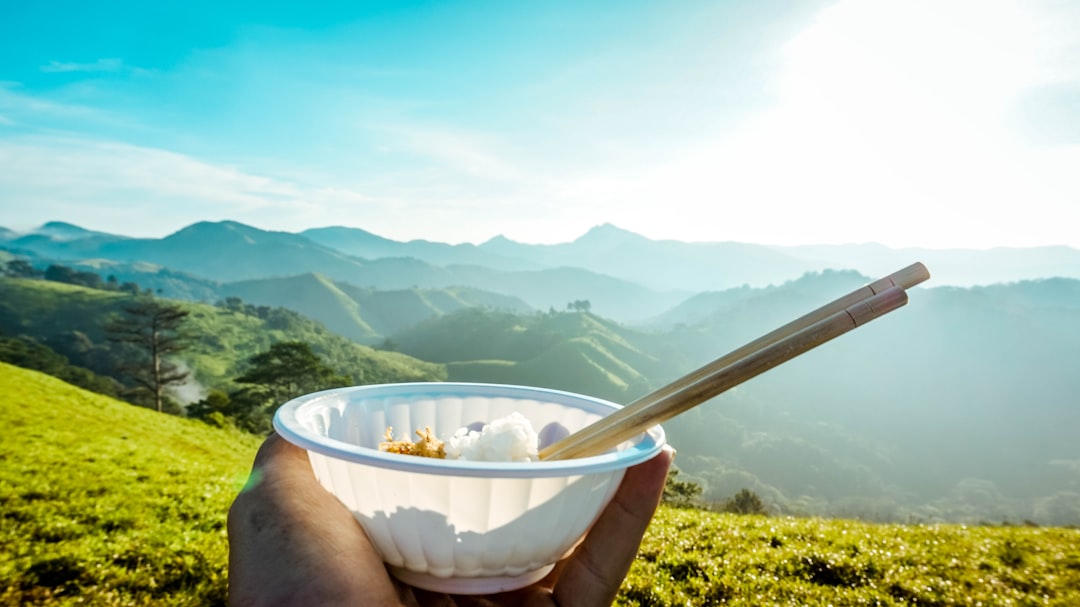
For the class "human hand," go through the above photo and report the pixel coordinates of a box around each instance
[227,433,673,607]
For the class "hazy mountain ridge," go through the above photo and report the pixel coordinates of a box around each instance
[477,223,830,292]
[301,225,542,272]
[773,242,1080,287]
[660,274,1080,522]
[6,220,1080,310]
[298,221,1080,291]
[1,221,682,321]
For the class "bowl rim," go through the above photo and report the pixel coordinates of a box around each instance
[273,382,666,478]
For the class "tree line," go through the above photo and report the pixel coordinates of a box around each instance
[5,259,146,294]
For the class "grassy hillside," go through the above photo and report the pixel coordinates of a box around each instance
[334,282,532,337]
[3,363,1078,606]
[443,338,651,403]
[0,363,261,606]
[623,507,1080,606]
[221,273,380,343]
[395,308,684,403]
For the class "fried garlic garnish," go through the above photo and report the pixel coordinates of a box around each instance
[379,426,446,459]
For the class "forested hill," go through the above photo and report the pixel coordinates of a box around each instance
[0,276,445,419]
[389,306,685,404]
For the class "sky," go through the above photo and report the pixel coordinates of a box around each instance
[1,0,1078,249]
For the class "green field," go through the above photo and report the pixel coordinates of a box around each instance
[3,362,1078,606]
[0,363,260,606]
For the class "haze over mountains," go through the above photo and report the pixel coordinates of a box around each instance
[4,220,1080,320]
[3,219,1080,525]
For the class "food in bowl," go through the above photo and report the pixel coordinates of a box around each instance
[380,412,541,462]
[379,426,446,458]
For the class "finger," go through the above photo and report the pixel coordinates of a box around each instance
[552,445,673,607]
[252,431,306,466]
[241,432,314,490]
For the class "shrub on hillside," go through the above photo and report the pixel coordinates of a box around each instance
[663,467,705,508]
[721,488,769,515]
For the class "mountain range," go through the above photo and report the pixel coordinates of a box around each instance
[3,219,1080,525]
[5,219,1080,324]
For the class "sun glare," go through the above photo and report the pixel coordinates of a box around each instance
[598,0,1078,248]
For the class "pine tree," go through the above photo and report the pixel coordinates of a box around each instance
[106,297,191,413]
[235,341,349,406]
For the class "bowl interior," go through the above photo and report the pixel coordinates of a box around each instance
[274,382,665,477]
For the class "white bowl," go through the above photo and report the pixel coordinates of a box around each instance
[273,382,666,594]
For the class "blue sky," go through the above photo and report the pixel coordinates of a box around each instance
[1,0,1078,248]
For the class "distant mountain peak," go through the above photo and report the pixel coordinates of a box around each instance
[301,225,396,246]
[168,220,261,239]
[575,223,647,246]
[39,221,87,231]
[33,221,126,241]
[482,234,516,246]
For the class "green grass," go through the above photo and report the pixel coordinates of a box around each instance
[620,508,1080,606]
[3,361,1078,606]
[0,363,261,606]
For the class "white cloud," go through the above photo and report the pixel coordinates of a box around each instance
[0,81,132,129]
[41,58,127,74]
[0,133,564,243]
[369,123,535,185]
[0,135,380,236]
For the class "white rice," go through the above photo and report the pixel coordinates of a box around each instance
[445,412,539,462]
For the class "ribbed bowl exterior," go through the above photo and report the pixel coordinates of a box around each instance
[274,383,665,592]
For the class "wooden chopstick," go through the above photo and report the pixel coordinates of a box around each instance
[539,263,929,460]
